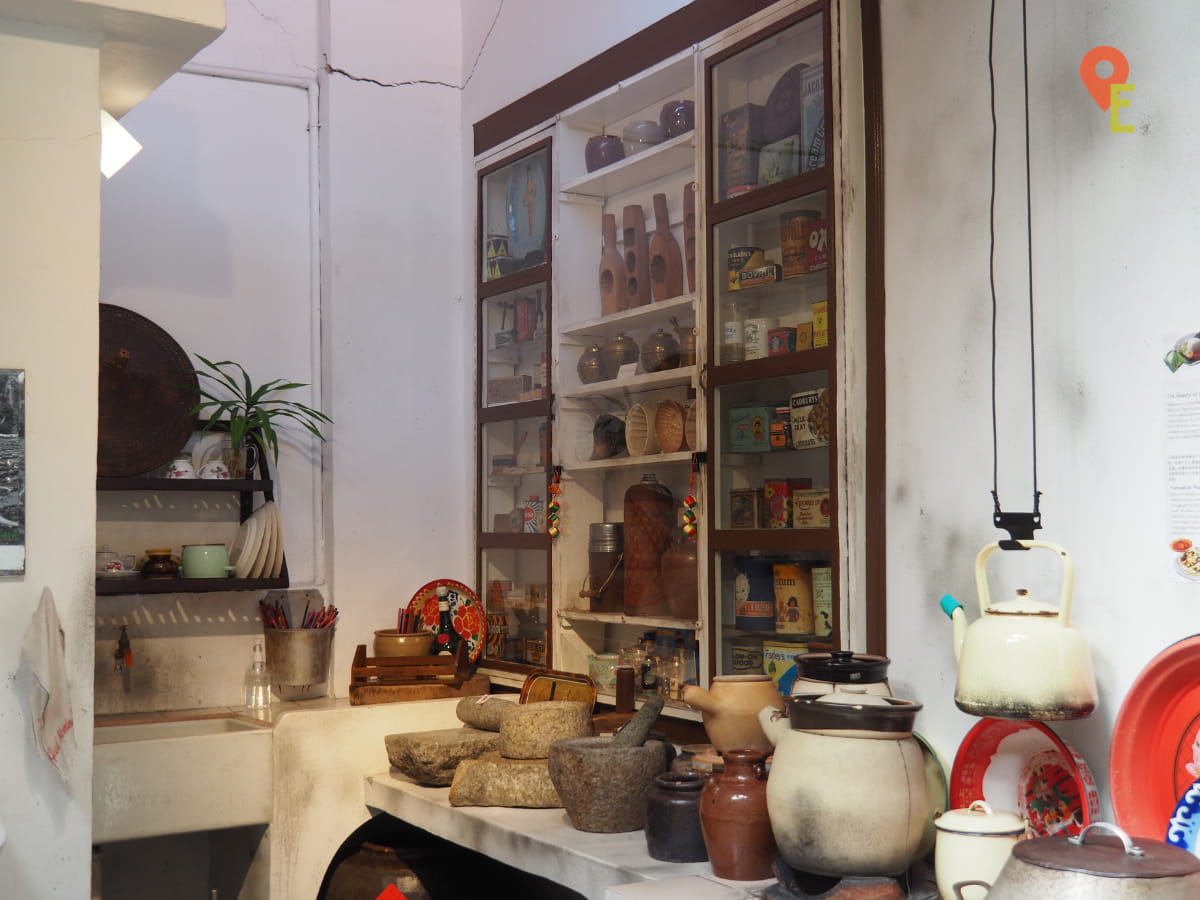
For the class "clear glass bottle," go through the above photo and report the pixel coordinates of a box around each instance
[720,297,747,363]
[639,631,660,695]
[243,638,271,709]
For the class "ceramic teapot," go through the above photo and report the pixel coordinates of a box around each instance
[681,674,782,753]
[758,687,928,877]
[940,540,1098,721]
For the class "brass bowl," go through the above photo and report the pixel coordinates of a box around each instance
[373,629,432,657]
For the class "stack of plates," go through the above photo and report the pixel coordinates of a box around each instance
[229,500,284,579]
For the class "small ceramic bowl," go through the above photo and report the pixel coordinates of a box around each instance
[622,119,664,156]
[373,629,433,658]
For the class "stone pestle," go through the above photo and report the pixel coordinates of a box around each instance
[609,694,665,747]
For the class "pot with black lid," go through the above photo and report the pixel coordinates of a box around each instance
[956,821,1200,899]
[758,687,928,876]
[790,649,892,697]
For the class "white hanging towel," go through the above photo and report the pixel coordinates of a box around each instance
[21,587,76,783]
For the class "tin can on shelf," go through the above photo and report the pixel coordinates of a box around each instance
[773,563,814,633]
[729,488,764,529]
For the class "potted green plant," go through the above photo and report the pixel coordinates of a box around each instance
[189,355,332,477]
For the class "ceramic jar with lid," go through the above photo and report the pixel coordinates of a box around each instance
[759,687,928,877]
[140,549,180,579]
[601,333,639,380]
[935,801,1027,900]
[699,749,775,880]
[639,327,680,373]
[790,649,892,697]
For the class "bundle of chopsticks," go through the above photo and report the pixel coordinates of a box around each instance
[260,597,338,629]
[396,605,423,634]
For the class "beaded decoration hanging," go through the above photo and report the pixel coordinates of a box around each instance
[682,454,700,539]
[547,466,563,540]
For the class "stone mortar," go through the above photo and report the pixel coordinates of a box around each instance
[547,735,668,832]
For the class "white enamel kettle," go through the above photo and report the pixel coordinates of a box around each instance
[940,539,1097,721]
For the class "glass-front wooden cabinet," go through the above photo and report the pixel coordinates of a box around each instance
[704,3,838,688]
[474,0,863,704]
[476,140,553,674]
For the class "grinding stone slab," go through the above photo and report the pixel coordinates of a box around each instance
[456,694,516,732]
[384,727,501,786]
[448,752,562,808]
[499,699,593,760]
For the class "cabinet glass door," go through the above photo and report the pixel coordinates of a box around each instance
[478,139,554,674]
[481,147,551,281]
[710,12,825,203]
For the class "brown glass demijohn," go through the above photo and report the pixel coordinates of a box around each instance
[623,474,673,617]
[699,748,777,881]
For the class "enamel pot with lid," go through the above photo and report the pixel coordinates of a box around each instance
[956,822,1200,899]
[934,801,1027,900]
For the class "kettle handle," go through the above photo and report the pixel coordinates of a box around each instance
[975,540,1075,625]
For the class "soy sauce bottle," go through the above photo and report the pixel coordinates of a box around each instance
[434,585,459,656]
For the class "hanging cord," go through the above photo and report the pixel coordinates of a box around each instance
[988,0,1042,546]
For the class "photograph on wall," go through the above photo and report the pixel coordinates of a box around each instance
[0,369,26,575]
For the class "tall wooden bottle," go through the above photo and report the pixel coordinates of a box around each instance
[598,213,628,316]
[649,192,684,301]
[623,204,651,308]
[623,474,673,617]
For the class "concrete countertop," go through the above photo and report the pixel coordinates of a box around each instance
[363,769,775,900]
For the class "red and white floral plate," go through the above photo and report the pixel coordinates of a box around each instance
[405,579,486,664]
[950,717,1100,838]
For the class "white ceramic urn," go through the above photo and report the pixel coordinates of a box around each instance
[934,800,1027,900]
[758,687,928,877]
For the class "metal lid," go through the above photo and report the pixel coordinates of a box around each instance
[1014,823,1200,879]
[935,800,1027,836]
[795,649,891,684]
[588,522,623,550]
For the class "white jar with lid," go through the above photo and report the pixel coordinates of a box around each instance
[934,800,1027,900]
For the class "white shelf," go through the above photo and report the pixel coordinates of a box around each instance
[561,293,696,341]
[565,450,695,474]
[561,366,697,401]
[558,50,696,133]
[560,608,700,630]
[561,133,696,201]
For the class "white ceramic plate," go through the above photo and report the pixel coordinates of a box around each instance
[249,502,274,579]
[269,504,284,578]
[232,510,264,579]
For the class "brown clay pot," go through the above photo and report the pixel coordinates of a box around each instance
[699,748,777,880]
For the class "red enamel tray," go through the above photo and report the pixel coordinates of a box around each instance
[405,579,486,665]
[950,717,1100,837]
[1111,635,1200,840]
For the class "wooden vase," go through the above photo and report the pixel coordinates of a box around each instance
[683,181,697,293]
[649,193,684,302]
[598,213,627,316]
[622,204,651,308]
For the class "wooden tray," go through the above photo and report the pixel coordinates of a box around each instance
[98,303,198,477]
[350,641,471,686]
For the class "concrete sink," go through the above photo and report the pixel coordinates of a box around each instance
[93,715,273,843]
